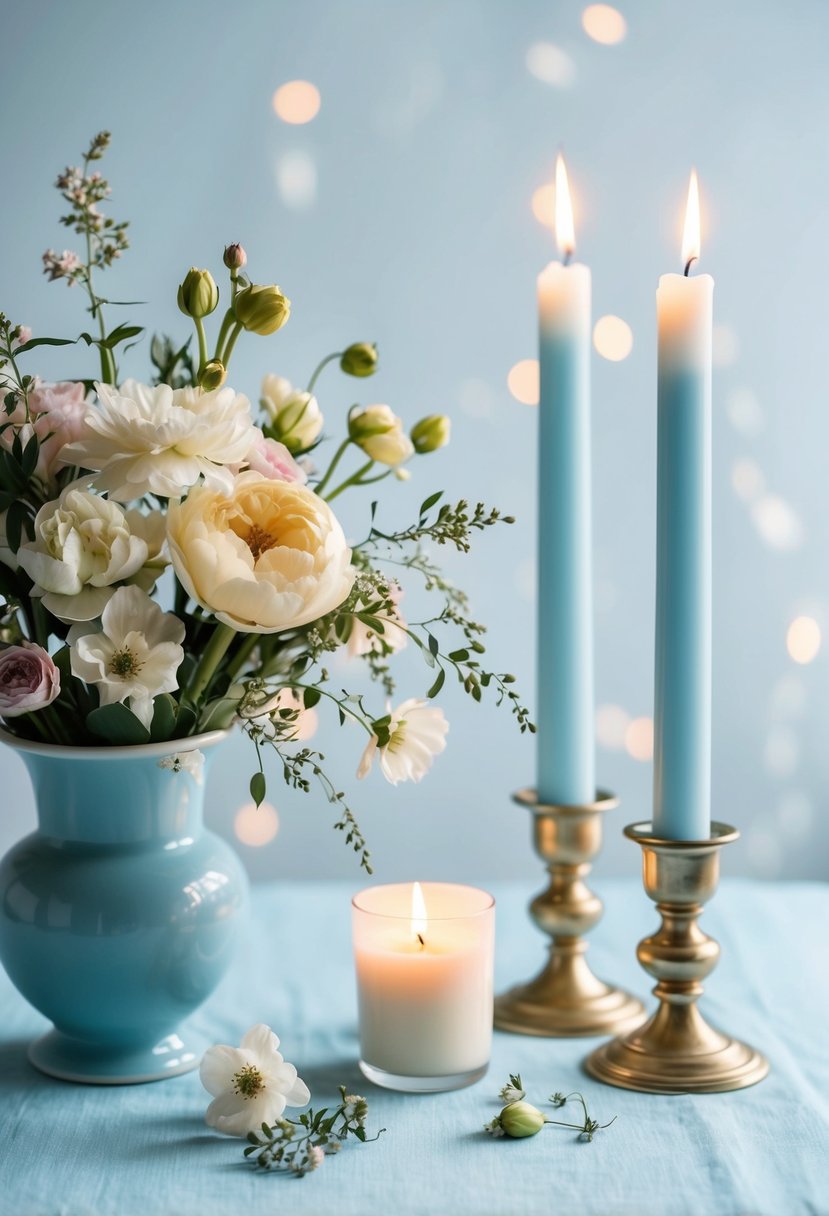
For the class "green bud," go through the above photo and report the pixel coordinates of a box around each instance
[498,1101,546,1139]
[340,342,378,377]
[410,413,451,454]
[199,359,227,391]
[177,267,219,319]
[235,283,291,336]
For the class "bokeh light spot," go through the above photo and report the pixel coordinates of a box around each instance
[596,704,630,750]
[532,182,556,229]
[786,616,821,665]
[730,457,765,503]
[581,4,627,44]
[726,386,764,436]
[525,42,577,87]
[751,494,803,551]
[275,151,317,209]
[234,801,279,848]
[508,359,540,405]
[625,716,653,761]
[593,315,633,361]
[764,725,800,778]
[272,80,321,124]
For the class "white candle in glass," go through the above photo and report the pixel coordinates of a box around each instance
[352,882,495,1092]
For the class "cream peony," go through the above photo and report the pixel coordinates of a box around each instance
[18,486,167,622]
[62,379,257,501]
[357,698,448,785]
[167,472,355,634]
[260,374,323,453]
[70,585,185,730]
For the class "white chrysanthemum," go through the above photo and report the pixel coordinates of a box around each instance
[69,585,185,729]
[200,1023,310,1138]
[357,698,448,785]
[167,472,355,634]
[17,486,166,622]
[62,379,257,501]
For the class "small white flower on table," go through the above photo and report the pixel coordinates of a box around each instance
[158,750,204,784]
[200,1024,310,1138]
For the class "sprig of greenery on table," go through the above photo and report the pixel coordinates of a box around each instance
[485,1073,617,1143]
[243,1087,385,1176]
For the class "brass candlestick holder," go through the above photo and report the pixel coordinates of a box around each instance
[585,821,770,1093]
[494,788,645,1037]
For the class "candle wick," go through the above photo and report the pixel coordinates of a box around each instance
[683,255,697,277]
[563,248,573,268]
[416,933,425,949]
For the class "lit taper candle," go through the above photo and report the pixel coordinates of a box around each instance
[653,171,713,839]
[536,154,595,805]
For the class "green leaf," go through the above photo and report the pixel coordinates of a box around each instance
[149,693,178,742]
[250,771,266,807]
[303,687,321,709]
[246,1132,261,1146]
[427,633,439,658]
[197,695,238,732]
[173,704,198,738]
[427,667,446,699]
[419,491,443,517]
[13,336,79,355]
[87,702,151,745]
[448,648,469,662]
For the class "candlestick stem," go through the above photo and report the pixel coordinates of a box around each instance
[584,822,769,1093]
[494,789,645,1037]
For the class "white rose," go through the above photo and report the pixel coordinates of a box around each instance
[17,486,167,622]
[167,472,355,634]
[260,375,323,453]
[348,404,414,467]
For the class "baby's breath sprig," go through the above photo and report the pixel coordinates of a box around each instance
[243,1087,385,1176]
[547,1091,617,1142]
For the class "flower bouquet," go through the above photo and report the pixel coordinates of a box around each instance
[0,131,531,871]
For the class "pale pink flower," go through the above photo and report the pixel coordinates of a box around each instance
[0,643,61,719]
[42,249,82,284]
[244,429,307,484]
[13,326,32,348]
[1,381,90,484]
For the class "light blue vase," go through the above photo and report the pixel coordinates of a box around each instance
[0,728,249,1085]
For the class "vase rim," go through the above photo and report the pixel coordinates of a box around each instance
[0,725,230,761]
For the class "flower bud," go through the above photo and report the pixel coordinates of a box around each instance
[223,243,247,270]
[498,1101,546,1139]
[348,404,414,467]
[235,283,291,336]
[177,268,219,318]
[199,359,227,391]
[340,342,378,378]
[410,414,451,454]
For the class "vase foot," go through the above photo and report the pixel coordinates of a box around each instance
[28,1029,203,1085]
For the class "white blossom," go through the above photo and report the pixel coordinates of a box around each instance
[200,1023,310,1138]
[357,698,448,785]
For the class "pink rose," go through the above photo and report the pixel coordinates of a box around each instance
[0,643,61,718]
[1,381,89,484]
[244,429,307,484]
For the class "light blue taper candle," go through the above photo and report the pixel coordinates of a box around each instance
[653,170,714,840]
[535,156,595,806]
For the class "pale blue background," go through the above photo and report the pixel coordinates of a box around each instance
[1,0,827,883]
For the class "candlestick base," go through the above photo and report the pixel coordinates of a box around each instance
[359,1060,488,1094]
[494,789,645,1038]
[584,822,770,1094]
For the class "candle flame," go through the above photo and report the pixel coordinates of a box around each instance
[555,153,576,260]
[681,169,701,273]
[411,881,427,944]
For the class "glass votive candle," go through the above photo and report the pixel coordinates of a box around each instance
[352,881,495,1093]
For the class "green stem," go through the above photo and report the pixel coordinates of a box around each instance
[214,307,235,362]
[194,316,208,376]
[325,459,375,503]
[186,623,236,707]
[81,152,116,385]
[221,322,244,371]
[288,681,375,735]
[314,437,351,498]
[223,634,260,685]
[307,351,342,394]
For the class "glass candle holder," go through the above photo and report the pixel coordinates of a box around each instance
[352,882,495,1093]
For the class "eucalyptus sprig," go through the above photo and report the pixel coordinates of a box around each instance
[243,1087,385,1176]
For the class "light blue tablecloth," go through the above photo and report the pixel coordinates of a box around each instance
[1,879,827,1216]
